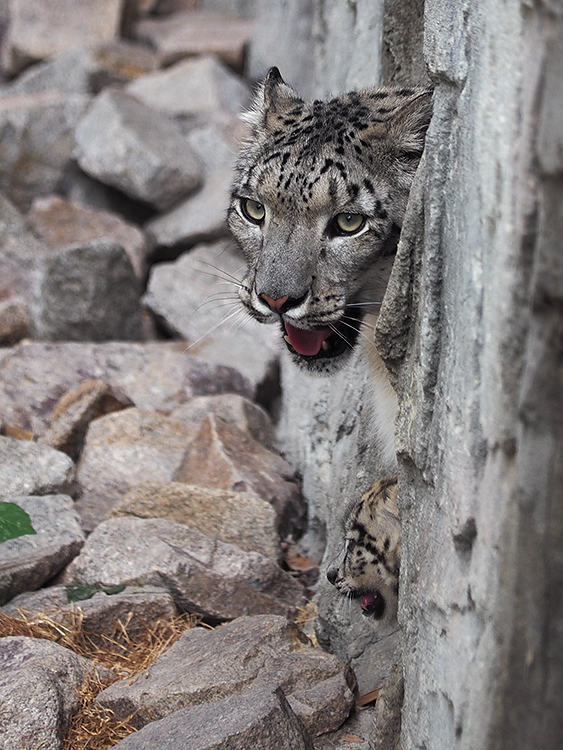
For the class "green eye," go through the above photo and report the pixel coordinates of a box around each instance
[334,213,365,234]
[241,198,266,224]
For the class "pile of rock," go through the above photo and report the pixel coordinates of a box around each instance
[0,1,370,748]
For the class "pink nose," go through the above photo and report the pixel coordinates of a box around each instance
[260,294,289,311]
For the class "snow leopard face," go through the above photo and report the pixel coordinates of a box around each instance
[327,476,401,622]
[228,68,432,375]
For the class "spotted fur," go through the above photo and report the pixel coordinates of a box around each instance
[327,476,401,622]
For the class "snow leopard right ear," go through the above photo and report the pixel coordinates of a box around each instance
[243,67,304,135]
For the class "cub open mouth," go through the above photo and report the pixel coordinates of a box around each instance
[282,308,362,360]
[360,591,386,619]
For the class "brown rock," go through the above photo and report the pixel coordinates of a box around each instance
[2,0,125,74]
[134,11,254,71]
[28,194,150,281]
[174,414,306,540]
[97,614,355,734]
[110,481,280,559]
[0,297,29,345]
[38,379,133,461]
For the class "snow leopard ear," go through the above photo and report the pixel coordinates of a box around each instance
[387,90,433,162]
[243,67,304,135]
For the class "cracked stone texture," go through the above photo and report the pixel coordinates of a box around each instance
[0,438,75,498]
[97,614,354,736]
[0,494,84,606]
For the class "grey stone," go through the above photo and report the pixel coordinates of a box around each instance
[0,494,84,606]
[32,240,144,342]
[171,392,277,451]
[111,685,314,750]
[97,614,354,734]
[0,438,75,497]
[0,47,94,97]
[0,341,252,438]
[0,636,111,750]
[74,89,202,211]
[4,584,177,643]
[174,413,306,540]
[143,241,280,396]
[133,10,254,71]
[126,54,249,118]
[185,122,238,176]
[0,90,91,211]
[368,657,403,750]
[109,481,280,559]
[75,407,200,529]
[28,194,150,281]
[2,0,125,74]
[63,517,304,620]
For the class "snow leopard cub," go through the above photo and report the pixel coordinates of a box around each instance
[228,69,431,620]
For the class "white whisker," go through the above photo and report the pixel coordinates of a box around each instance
[183,307,242,353]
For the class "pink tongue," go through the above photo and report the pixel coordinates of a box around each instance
[284,322,333,356]
[361,593,377,612]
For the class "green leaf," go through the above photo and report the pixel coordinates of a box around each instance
[0,501,37,543]
[65,583,126,603]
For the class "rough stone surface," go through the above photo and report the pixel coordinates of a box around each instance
[4,584,177,642]
[0,90,91,211]
[0,636,111,750]
[38,379,134,460]
[134,10,254,70]
[110,481,280,559]
[63,517,304,620]
[0,296,29,345]
[28,194,150,281]
[174,413,305,540]
[0,494,84,606]
[74,89,202,211]
[126,54,249,118]
[97,614,354,734]
[111,685,314,750]
[143,241,280,397]
[75,407,199,529]
[0,341,252,437]
[0,46,94,97]
[2,0,125,74]
[32,240,144,342]
[0,437,75,497]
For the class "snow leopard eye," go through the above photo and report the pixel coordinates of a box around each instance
[240,198,265,224]
[334,213,365,235]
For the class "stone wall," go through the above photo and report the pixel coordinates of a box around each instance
[248,0,563,747]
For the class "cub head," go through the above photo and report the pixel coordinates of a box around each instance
[228,68,432,375]
[326,476,401,623]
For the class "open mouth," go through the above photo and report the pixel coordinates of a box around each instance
[360,591,386,619]
[281,308,362,360]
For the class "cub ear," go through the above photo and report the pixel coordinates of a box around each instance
[387,90,433,162]
[243,67,304,135]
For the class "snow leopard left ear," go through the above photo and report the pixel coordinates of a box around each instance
[243,67,304,135]
[388,89,433,162]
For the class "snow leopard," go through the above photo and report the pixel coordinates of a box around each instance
[227,68,431,620]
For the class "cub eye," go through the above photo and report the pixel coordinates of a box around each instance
[334,213,365,235]
[241,198,266,224]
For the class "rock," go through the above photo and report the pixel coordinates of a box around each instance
[126,54,249,118]
[0,494,84,606]
[63,517,304,620]
[32,240,144,342]
[2,0,125,75]
[0,438,75,497]
[143,241,281,397]
[4,584,177,643]
[185,122,238,175]
[0,296,29,345]
[170,392,277,450]
[87,39,160,90]
[28,194,150,281]
[0,90,91,210]
[109,481,280,559]
[0,637,111,750]
[38,379,134,461]
[0,47,95,97]
[74,89,202,211]
[133,11,254,71]
[75,408,199,529]
[369,657,403,750]
[145,168,232,249]
[174,414,305,540]
[0,341,253,437]
[97,614,354,734]
[111,685,314,750]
